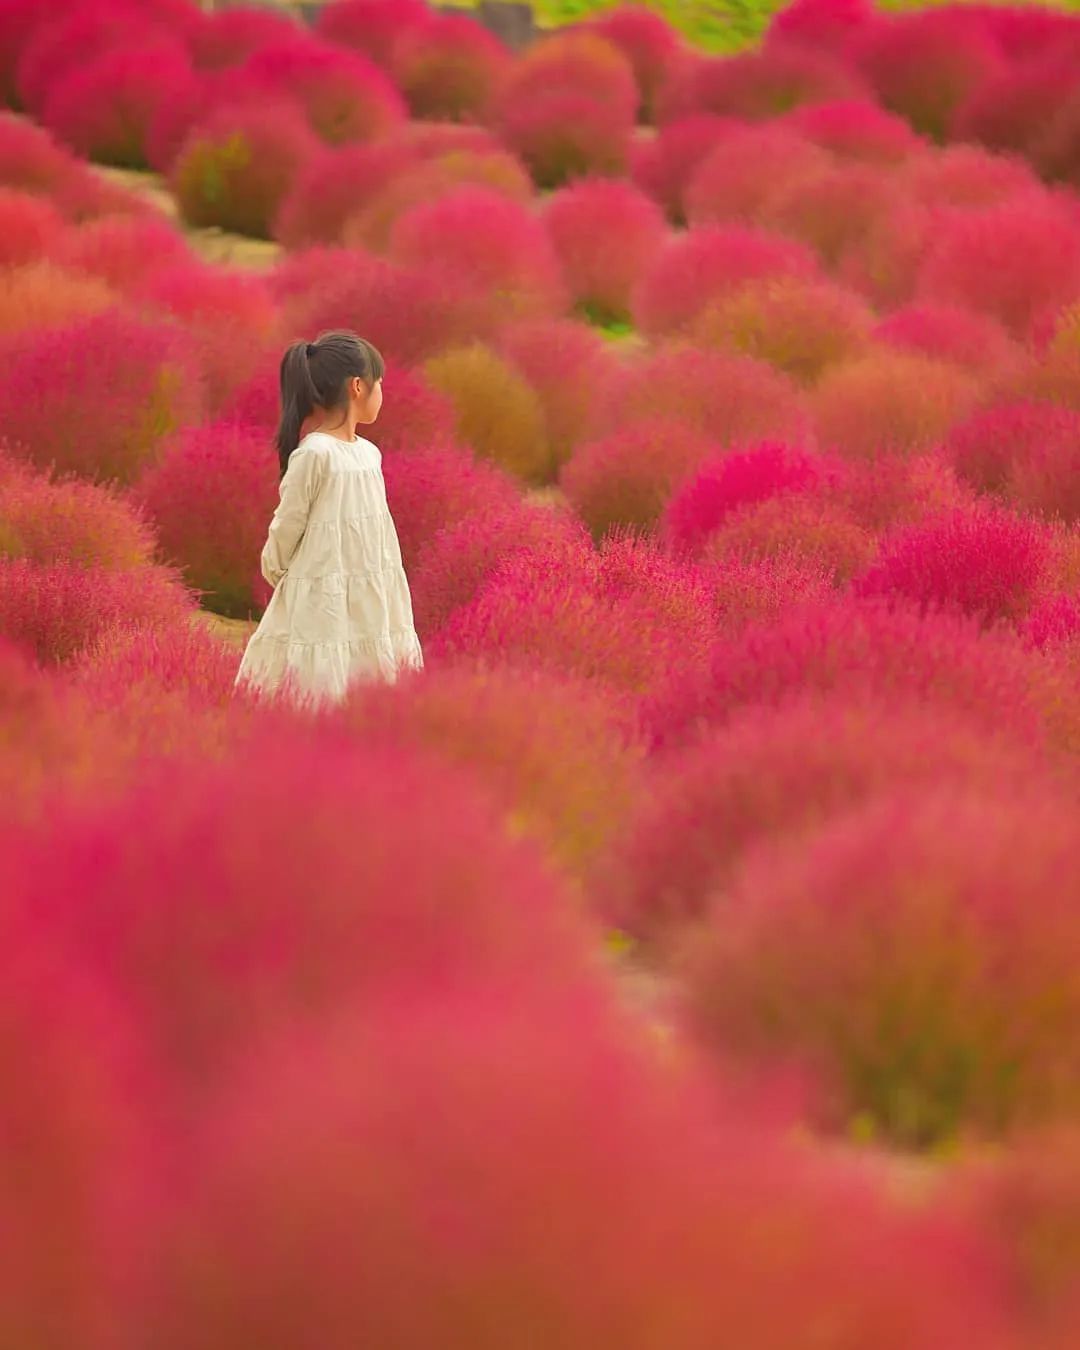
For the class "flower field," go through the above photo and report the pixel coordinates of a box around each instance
[2,0,1080,1344]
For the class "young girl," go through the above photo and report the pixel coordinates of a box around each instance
[235,330,424,706]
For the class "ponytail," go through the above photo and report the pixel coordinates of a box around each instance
[275,341,321,477]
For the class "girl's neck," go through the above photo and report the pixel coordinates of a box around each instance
[303,414,355,443]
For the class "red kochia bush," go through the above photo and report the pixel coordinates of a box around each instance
[852,10,1005,141]
[684,123,831,227]
[272,139,418,247]
[873,302,1018,376]
[632,224,819,338]
[315,0,432,69]
[916,197,1080,340]
[854,505,1049,625]
[189,4,300,69]
[496,88,636,189]
[172,101,320,238]
[955,51,1074,162]
[0,311,205,485]
[702,493,874,585]
[599,694,1049,949]
[55,215,193,294]
[587,4,680,122]
[389,188,567,320]
[762,162,906,270]
[7,731,599,1097]
[0,112,75,192]
[901,145,1040,211]
[674,46,867,122]
[630,114,735,223]
[561,418,722,538]
[766,0,873,53]
[40,38,195,169]
[680,786,1080,1145]
[392,14,511,121]
[0,559,194,665]
[544,178,667,323]
[661,442,834,556]
[135,421,280,618]
[782,98,924,163]
[144,66,274,175]
[0,0,49,104]
[241,39,406,145]
[0,189,64,267]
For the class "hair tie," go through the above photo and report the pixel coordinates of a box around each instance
[306,343,316,358]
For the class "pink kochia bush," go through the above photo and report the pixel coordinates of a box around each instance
[391,13,511,122]
[672,46,866,122]
[0,559,195,666]
[135,421,280,618]
[55,215,193,295]
[544,178,667,324]
[5,729,600,1101]
[683,124,831,228]
[587,4,680,122]
[630,114,738,223]
[872,302,1018,376]
[782,99,923,164]
[315,0,432,69]
[272,139,419,247]
[598,693,1050,951]
[632,224,819,338]
[945,400,1080,498]
[854,505,1049,625]
[0,188,65,268]
[189,4,301,69]
[0,311,205,485]
[679,785,1080,1146]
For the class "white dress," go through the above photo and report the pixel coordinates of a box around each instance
[235,430,424,706]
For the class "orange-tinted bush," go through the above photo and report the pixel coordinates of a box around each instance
[392,13,511,121]
[763,162,905,269]
[0,188,64,268]
[0,262,115,337]
[873,302,1018,376]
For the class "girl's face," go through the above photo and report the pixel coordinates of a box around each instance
[352,375,383,427]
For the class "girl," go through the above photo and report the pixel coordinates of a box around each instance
[235,330,424,706]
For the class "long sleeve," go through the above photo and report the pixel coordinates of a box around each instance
[260,446,322,588]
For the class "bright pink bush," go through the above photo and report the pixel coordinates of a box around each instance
[544,178,667,323]
[40,38,195,168]
[954,51,1074,161]
[145,66,274,175]
[702,493,874,585]
[684,123,831,227]
[189,4,300,69]
[632,224,819,338]
[0,188,64,268]
[680,785,1080,1145]
[382,443,522,572]
[0,311,205,485]
[241,39,406,145]
[644,597,1048,753]
[854,504,1049,625]
[661,442,834,556]
[782,98,923,163]
[873,302,1018,376]
[0,558,194,665]
[315,0,432,69]
[674,45,867,122]
[135,420,279,617]
[391,13,511,121]
[852,10,1005,141]
[812,353,980,460]
[834,450,976,533]
[560,419,722,538]
[901,145,1041,211]
[916,197,1080,340]
[496,88,636,188]
[630,114,734,223]
[0,0,49,104]
[0,111,75,192]
[599,693,1048,949]
[596,346,813,448]
[272,139,417,247]
[947,401,1080,497]
[71,619,244,716]
[837,200,934,308]
[1022,592,1080,652]
[766,0,873,53]
[762,162,906,269]
[704,553,834,633]
[171,101,320,238]
[494,317,611,465]
[55,215,193,294]
[587,4,680,121]
[389,187,567,320]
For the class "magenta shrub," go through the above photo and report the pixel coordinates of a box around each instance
[675,46,867,122]
[901,145,1041,211]
[946,400,1080,497]
[315,0,432,69]
[873,302,1018,376]
[684,123,831,227]
[0,188,64,268]
[496,88,636,189]
[766,0,873,53]
[763,162,906,270]
[391,13,511,122]
[189,4,300,69]
[630,113,735,223]
[0,112,75,193]
[273,139,417,247]
[587,4,680,122]
[782,98,924,163]
[55,215,193,294]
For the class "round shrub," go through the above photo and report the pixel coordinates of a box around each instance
[391,14,511,122]
[684,124,831,228]
[675,46,867,122]
[561,419,721,539]
[544,178,666,325]
[500,30,638,122]
[587,4,680,122]
[135,420,280,618]
[272,139,417,248]
[596,346,813,449]
[189,4,301,69]
[782,98,924,163]
[703,494,874,586]
[0,262,114,337]
[337,660,644,876]
[691,277,872,384]
[873,302,1018,376]
[241,39,406,146]
[382,443,521,572]
[145,65,275,175]
[955,52,1074,162]
[916,197,1080,340]
[494,317,610,466]
[0,558,194,666]
[835,450,977,533]
[0,188,64,268]
[854,504,1049,625]
[837,200,934,308]
[630,113,735,224]
[947,401,1080,498]
[901,145,1041,211]
[680,785,1080,1146]
[661,441,835,556]
[171,101,320,239]
[762,162,906,270]
[40,37,194,169]
[600,693,1048,950]
[632,224,819,339]
[389,188,567,321]
[0,0,49,105]
[852,9,1005,141]
[1030,82,1080,187]
[0,459,156,570]
[423,343,552,485]
[0,310,205,484]
[55,215,193,294]
[315,0,432,69]
[766,0,873,53]
[704,554,834,635]
[812,353,980,461]
[496,88,636,189]
[0,110,75,193]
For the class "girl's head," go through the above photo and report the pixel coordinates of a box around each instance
[275,329,385,473]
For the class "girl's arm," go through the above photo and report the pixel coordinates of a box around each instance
[260,446,322,588]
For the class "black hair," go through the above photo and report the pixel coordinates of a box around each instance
[275,329,385,476]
